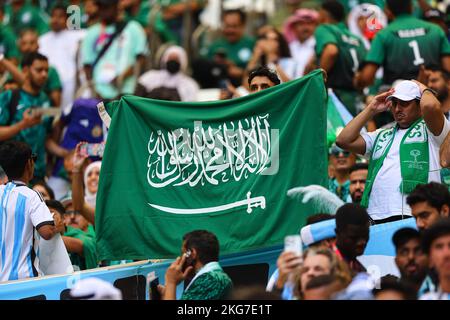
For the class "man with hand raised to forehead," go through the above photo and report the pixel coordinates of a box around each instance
[337,80,450,224]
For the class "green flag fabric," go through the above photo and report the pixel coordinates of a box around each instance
[327,95,346,148]
[96,70,328,260]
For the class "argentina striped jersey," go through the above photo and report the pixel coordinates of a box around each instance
[0,181,54,282]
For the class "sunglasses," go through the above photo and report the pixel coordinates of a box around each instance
[331,150,351,157]
[64,210,80,215]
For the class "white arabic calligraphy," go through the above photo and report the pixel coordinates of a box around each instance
[147,115,274,188]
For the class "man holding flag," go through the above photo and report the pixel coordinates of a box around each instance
[95,69,328,260]
[337,80,450,224]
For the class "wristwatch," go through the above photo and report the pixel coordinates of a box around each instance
[422,88,438,97]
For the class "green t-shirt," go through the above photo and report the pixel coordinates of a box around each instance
[43,66,62,97]
[123,1,151,28]
[3,3,49,36]
[81,21,148,99]
[315,22,367,91]
[64,224,98,270]
[206,36,256,70]
[365,14,450,85]
[0,89,52,178]
[11,64,62,103]
[0,26,20,60]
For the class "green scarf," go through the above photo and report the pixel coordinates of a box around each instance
[361,118,429,208]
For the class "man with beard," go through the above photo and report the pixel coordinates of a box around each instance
[425,66,450,120]
[349,163,368,204]
[0,52,59,180]
[337,80,450,224]
[420,218,450,300]
[328,144,356,202]
[160,230,233,300]
[393,228,430,294]
[205,9,255,87]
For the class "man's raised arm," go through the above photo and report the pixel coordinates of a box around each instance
[412,80,445,137]
[337,89,394,155]
[441,131,450,168]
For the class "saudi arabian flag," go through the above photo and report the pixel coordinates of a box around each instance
[95,70,328,260]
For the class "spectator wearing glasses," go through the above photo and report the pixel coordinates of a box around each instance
[328,144,356,202]
[337,80,450,224]
[0,141,64,282]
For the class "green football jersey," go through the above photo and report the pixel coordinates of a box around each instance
[43,66,62,96]
[3,3,49,36]
[315,22,367,90]
[0,90,53,179]
[64,225,98,270]
[0,26,20,60]
[365,14,450,85]
[206,36,256,70]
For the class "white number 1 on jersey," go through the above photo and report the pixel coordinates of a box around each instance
[408,40,425,66]
[349,48,359,72]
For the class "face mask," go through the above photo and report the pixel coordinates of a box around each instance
[166,60,181,74]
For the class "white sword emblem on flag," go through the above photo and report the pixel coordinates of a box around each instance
[148,192,266,214]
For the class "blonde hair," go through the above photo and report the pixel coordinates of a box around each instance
[292,247,352,299]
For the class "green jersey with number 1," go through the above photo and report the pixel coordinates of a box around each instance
[315,22,367,91]
[365,14,450,85]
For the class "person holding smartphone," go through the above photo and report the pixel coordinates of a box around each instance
[159,230,233,300]
[0,52,63,181]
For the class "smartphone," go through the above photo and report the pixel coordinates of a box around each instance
[284,235,303,257]
[34,108,61,117]
[181,249,192,272]
[218,79,229,90]
[215,49,227,60]
[80,143,105,157]
[147,272,161,300]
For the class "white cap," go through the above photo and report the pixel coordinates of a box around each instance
[387,80,421,102]
[69,278,122,300]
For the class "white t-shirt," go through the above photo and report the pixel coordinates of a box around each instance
[361,118,450,220]
[289,36,316,78]
[39,29,86,111]
[0,182,54,282]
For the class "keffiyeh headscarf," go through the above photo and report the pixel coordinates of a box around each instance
[84,161,101,208]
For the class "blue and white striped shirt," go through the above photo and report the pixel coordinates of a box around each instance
[0,181,54,282]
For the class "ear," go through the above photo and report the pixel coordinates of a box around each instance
[191,248,198,259]
[441,204,450,218]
